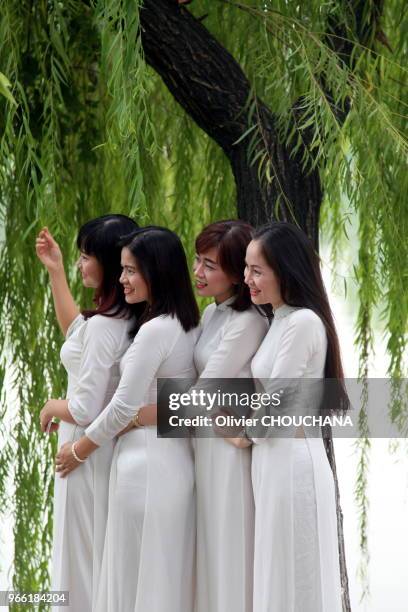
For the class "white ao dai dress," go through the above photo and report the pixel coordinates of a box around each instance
[85,315,199,612]
[249,304,342,612]
[193,297,268,612]
[54,313,133,612]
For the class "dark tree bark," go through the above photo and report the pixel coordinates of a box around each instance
[139,1,357,609]
[140,0,322,243]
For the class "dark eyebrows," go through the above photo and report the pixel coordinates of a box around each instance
[196,252,218,266]
[245,260,262,270]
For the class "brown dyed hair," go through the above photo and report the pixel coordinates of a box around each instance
[195,220,254,311]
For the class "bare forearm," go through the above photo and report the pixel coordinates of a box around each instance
[55,436,99,476]
[224,436,252,449]
[138,404,157,426]
[75,435,99,459]
[50,399,77,424]
[49,268,80,336]
[40,398,76,432]
[117,404,157,437]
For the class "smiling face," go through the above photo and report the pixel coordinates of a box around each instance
[193,247,236,304]
[76,252,104,289]
[119,247,150,304]
[244,239,283,308]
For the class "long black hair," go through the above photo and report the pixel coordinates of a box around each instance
[120,226,200,335]
[77,214,139,319]
[254,222,349,411]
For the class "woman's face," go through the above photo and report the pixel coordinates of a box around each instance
[193,247,235,304]
[119,247,150,304]
[244,239,283,307]
[76,252,104,289]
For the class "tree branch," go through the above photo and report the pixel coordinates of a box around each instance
[140,0,322,236]
[139,5,384,606]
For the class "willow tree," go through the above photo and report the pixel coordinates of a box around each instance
[0,0,406,610]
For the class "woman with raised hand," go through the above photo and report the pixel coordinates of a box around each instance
[35,214,139,612]
[192,220,268,612]
[54,226,200,612]
[234,222,345,612]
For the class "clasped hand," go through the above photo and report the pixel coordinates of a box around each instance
[55,442,82,478]
[211,410,252,448]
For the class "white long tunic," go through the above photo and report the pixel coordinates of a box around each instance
[249,304,342,612]
[53,313,132,612]
[193,297,268,612]
[85,315,198,612]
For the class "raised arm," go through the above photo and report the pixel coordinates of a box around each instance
[35,227,79,336]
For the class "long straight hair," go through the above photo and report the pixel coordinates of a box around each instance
[120,226,200,335]
[77,214,139,319]
[254,222,349,410]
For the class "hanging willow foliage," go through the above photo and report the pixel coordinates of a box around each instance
[0,0,407,603]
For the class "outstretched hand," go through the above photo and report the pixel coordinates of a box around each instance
[35,227,63,273]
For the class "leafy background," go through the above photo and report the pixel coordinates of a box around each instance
[0,0,406,607]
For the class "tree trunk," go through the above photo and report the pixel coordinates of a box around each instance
[140,0,322,241]
[140,0,350,609]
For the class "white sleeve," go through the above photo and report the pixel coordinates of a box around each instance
[247,310,324,442]
[85,317,175,446]
[65,313,84,339]
[199,310,267,378]
[67,316,121,427]
[183,310,266,419]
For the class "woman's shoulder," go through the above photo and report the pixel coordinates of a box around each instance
[86,313,132,332]
[137,314,183,336]
[285,308,326,344]
[231,305,269,330]
[213,306,268,347]
[201,302,216,322]
[130,315,196,356]
[65,313,86,338]
[289,307,323,327]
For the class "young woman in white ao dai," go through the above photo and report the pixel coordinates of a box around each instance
[192,220,268,612]
[36,215,138,612]
[240,223,346,612]
[86,315,199,612]
[56,227,201,612]
[55,313,132,611]
[250,305,342,612]
[194,297,268,612]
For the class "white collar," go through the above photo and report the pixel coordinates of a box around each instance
[273,303,298,320]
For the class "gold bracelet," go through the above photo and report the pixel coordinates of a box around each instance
[132,409,143,428]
